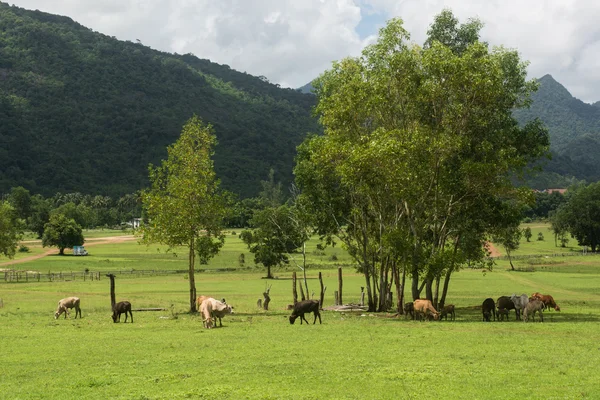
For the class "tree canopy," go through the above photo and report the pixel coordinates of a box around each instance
[41,213,84,255]
[294,11,549,311]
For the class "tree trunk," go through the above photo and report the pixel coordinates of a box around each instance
[266,264,273,279]
[292,272,298,304]
[433,275,441,310]
[507,249,515,270]
[425,278,433,302]
[392,261,402,314]
[364,262,374,311]
[188,237,197,312]
[59,247,65,255]
[400,264,406,312]
[439,268,452,310]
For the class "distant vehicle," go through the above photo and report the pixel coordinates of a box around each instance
[73,246,88,256]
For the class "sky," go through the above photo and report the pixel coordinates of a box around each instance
[8,0,600,103]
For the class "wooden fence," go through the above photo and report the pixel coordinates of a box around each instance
[2,267,249,283]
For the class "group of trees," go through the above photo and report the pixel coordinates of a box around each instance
[0,187,142,257]
[293,11,549,312]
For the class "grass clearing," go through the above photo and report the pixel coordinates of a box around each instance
[1,229,600,398]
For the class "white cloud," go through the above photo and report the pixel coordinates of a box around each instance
[8,0,600,102]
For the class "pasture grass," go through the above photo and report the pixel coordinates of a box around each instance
[1,227,600,398]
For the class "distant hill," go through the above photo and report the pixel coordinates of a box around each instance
[0,3,319,198]
[297,81,315,94]
[514,74,600,188]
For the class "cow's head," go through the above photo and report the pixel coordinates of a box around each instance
[289,315,298,325]
[54,311,60,320]
[555,305,561,312]
[483,311,491,321]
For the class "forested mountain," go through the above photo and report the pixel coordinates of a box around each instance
[0,3,319,198]
[513,75,600,188]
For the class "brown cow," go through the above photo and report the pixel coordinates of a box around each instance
[413,299,439,321]
[531,292,561,311]
[439,304,455,321]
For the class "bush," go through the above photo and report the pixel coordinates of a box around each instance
[329,254,338,261]
[537,232,544,241]
[18,245,29,253]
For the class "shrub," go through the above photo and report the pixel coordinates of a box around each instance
[329,254,338,261]
[18,245,29,253]
[537,232,544,241]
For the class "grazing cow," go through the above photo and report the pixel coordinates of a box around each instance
[496,296,517,320]
[510,294,530,320]
[196,295,210,311]
[206,298,233,327]
[497,308,509,321]
[439,304,455,321]
[54,297,82,320]
[482,298,496,322]
[531,292,561,311]
[404,302,415,320]
[523,299,545,322]
[112,301,133,323]
[413,299,439,321]
[289,299,322,325]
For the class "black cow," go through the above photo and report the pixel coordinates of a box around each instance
[482,298,496,322]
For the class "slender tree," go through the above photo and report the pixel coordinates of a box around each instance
[139,115,229,312]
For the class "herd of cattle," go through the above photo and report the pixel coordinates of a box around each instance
[403,292,560,322]
[53,292,560,326]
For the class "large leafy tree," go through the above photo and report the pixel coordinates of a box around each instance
[139,115,229,312]
[555,182,600,252]
[0,201,24,258]
[41,214,84,255]
[294,11,549,311]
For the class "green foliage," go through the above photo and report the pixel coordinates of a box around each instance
[295,12,549,310]
[240,205,307,278]
[0,201,23,258]
[41,213,84,255]
[139,115,229,311]
[0,3,319,199]
[555,182,600,252]
[537,232,545,241]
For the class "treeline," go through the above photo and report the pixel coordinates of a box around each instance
[0,3,319,199]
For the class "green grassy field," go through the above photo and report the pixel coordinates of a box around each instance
[1,226,600,399]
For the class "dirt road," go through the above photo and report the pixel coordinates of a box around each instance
[0,235,137,268]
